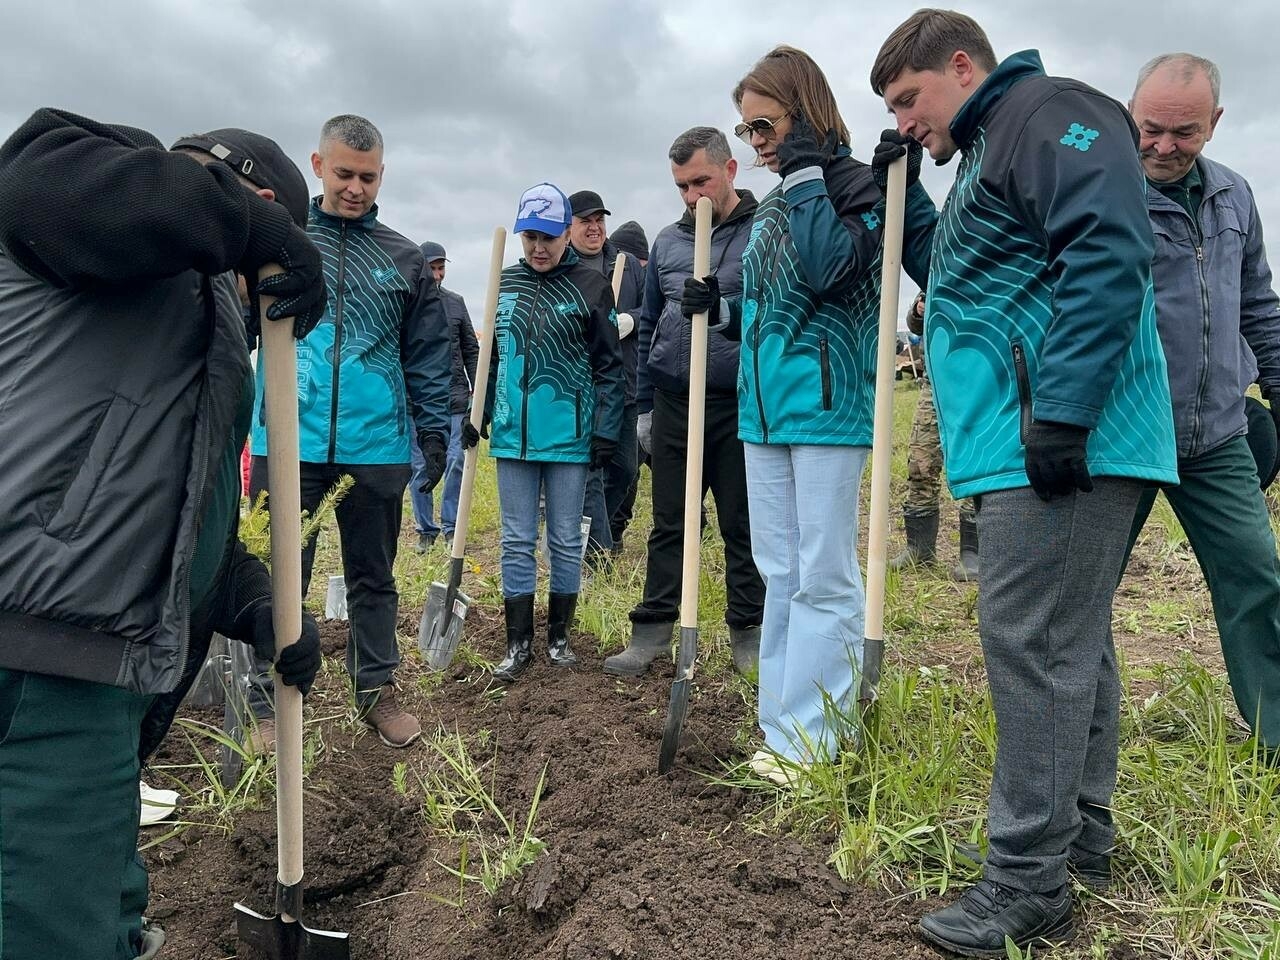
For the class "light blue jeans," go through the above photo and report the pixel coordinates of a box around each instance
[496,458,589,596]
[744,443,869,762]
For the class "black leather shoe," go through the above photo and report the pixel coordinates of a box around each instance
[955,841,1112,892]
[918,879,1074,957]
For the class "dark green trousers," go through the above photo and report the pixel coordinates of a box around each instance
[1124,434,1280,748]
[0,670,152,959]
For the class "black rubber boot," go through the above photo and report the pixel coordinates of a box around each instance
[494,593,535,682]
[889,507,939,569]
[952,512,980,582]
[603,620,674,676]
[546,592,580,667]
[728,625,761,675]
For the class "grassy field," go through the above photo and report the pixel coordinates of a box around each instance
[270,379,1280,959]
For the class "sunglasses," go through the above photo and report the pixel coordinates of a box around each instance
[734,114,789,145]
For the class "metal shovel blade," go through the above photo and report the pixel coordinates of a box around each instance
[234,900,350,960]
[418,558,470,671]
[658,625,699,773]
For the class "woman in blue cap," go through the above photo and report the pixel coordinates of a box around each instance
[464,182,625,680]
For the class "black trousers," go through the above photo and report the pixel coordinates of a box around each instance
[247,458,411,714]
[632,389,763,629]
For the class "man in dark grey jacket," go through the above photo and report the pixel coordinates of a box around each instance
[410,241,480,552]
[0,110,324,960]
[604,126,764,677]
[1126,53,1280,752]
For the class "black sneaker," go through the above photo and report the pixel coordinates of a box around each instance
[918,879,1074,957]
[955,841,1112,892]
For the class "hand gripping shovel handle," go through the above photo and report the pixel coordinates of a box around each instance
[236,267,350,958]
[860,156,908,707]
[658,196,713,774]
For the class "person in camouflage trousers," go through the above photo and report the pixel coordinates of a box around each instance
[892,290,979,581]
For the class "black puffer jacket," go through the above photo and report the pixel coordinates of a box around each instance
[0,108,286,696]
[442,286,480,414]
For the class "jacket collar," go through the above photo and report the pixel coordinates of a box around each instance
[309,196,380,231]
[677,188,759,232]
[519,244,580,278]
[950,49,1045,152]
[1146,156,1235,213]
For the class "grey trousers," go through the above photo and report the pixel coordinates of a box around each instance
[976,478,1143,892]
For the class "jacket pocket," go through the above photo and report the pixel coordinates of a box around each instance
[44,393,139,543]
[574,389,583,438]
[819,338,833,411]
[1010,340,1032,445]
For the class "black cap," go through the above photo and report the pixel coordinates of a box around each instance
[568,189,611,218]
[170,128,310,228]
[609,220,648,261]
[1245,396,1280,488]
[419,241,448,263]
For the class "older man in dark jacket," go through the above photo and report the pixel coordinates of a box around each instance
[604,126,765,677]
[0,109,325,960]
[1125,53,1280,752]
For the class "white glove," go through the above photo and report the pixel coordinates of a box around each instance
[617,312,635,339]
[637,411,653,455]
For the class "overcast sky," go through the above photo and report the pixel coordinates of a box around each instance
[2,0,1275,318]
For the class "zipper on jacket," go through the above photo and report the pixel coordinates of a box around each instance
[521,280,545,460]
[754,224,787,443]
[574,389,582,437]
[819,338,833,411]
[1010,340,1032,445]
[327,221,349,463]
[1189,243,1211,453]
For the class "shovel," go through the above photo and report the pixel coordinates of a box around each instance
[658,196,713,774]
[419,227,506,670]
[234,267,351,959]
[859,153,908,713]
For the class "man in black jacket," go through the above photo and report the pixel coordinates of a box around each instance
[409,240,480,553]
[0,110,324,960]
[604,126,765,677]
[570,189,646,561]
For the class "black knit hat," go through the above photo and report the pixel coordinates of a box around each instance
[609,220,649,262]
[170,128,310,228]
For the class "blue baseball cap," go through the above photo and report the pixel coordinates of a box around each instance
[514,182,572,237]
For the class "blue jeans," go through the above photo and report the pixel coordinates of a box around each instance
[410,413,464,538]
[744,443,869,762]
[496,458,589,596]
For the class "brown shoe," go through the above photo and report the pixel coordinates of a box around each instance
[245,719,276,755]
[361,685,421,748]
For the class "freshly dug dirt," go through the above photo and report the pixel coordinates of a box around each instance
[145,615,943,959]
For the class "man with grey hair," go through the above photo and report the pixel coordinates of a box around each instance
[1126,53,1280,754]
[604,126,764,677]
[248,113,452,749]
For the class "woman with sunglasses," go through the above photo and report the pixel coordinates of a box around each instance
[683,45,931,780]
[465,182,624,682]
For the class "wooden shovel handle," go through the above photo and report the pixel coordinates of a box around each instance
[258,264,305,906]
[679,198,713,631]
[610,252,627,307]
[450,228,506,561]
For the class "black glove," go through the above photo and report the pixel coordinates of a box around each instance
[1025,420,1094,502]
[590,436,617,470]
[248,604,322,695]
[776,114,839,179]
[461,419,489,450]
[238,195,328,339]
[681,275,721,321]
[871,129,922,195]
[416,429,447,493]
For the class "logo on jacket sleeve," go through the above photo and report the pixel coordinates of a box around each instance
[861,211,882,230]
[1060,123,1100,152]
[372,266,400,285]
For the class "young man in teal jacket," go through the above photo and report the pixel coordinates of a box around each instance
[873,10,1178,955]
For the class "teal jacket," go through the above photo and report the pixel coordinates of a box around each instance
[918,51,1178,497]
[485,249,624,462]
[727,148,932,445]
[250,199,451,464]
